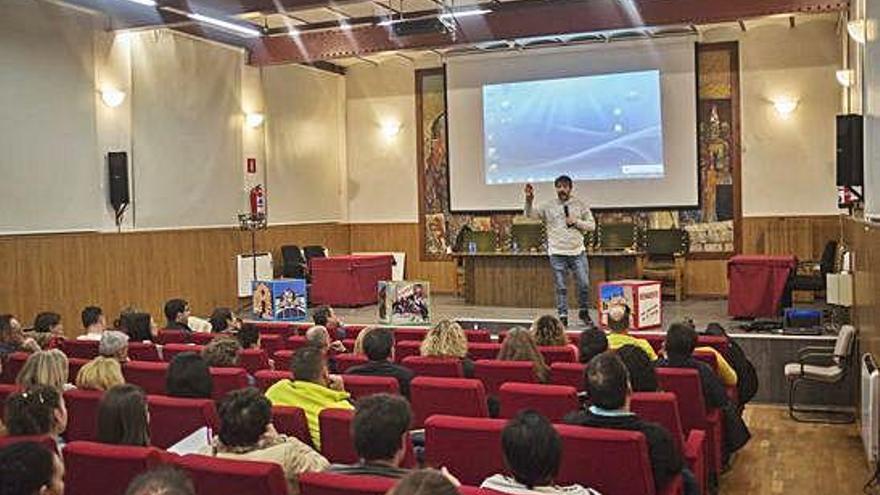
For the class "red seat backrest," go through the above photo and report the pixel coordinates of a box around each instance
[61,340,100,360]
[693,349,719,374]
[498,382,579,422]
[655,367,710,434]
[410,377,488,428]
[343,325,365,340]
[157,330,189,345]
[467,343,502,361]
[174,453,288,495]
[424,415,506,486]
[341,374,399,399]
[123,361,169,395]
[401,356,463,378]
[68,358,89,383]
[146,395,219,449]
[1,352,30,383]
[286,335,309,351]
[190,333,216,346]
[636,333,665,353]
[0,435,57,453]
[255,370,290,392]
[163,343,205,362]
[538,346,577,365]
[697,335,729,357]
[63,441,163,495]
[318,408,417,467]
[128,342,161,362]
[335,353,368,373]
[393,328,428,341]
[473,360,537,396]
[299,472,396,495]
[630,392,687,456]
[253,322,297,337]
[393,341,422,363]
[238,349,271,374]
[259,334,285,356]
[274,350,294,372]
[464,330,491,343]
[550,362,586,391]
[208,367,249,401]
[64,389,104,442]
[271,405,313,447]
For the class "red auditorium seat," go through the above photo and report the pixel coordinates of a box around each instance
[341,374,399,399]
[274,350,294,371]
[157,329,189,345]
[697,335,729,357]
[163,343,205,362]
[656,367,723,476]
[538,346,577,365]
[253,321,297,337]
[123,361,169,395]
[464,330,492,343]
[238,349,271,374]
[128,342,161,361]
[467,343,502,361]
[632,392,708,495]
[174,454,288,495]
[255,370,290,391]
[401,356,463,378]
[473,359,537,396]
[636,333,665,354]
[0,435,57,453]
[147,395,219,449]
[272,405,313,446]
[61,340,100,360]
[693,349,719,373]
[68,358,89,382]
[335,353,368,373]
[1,352,29,383]
[556,424,683,495]
[424,415,507,486]
[299,472,396,495]
[498,382,578,422]
[393,328,428,341]
[286,335,309,351]
[292,323,313,335]
[64,389,104,442]
[393,340,422,363]
[0,383,21,408]
[208,367,249,400]
[63,441,164,495]
[341,339,356,352]
[260,334,285,356]
[318,408,416,467]
[343,325,365,339]
[410,377,488,427]
[550,362,586,391]
[191,333,216,346]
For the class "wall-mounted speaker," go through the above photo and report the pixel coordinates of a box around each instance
[108,151,130,212]
[836,114,863,187]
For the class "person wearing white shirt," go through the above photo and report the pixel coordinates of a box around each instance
[77,306,105,341]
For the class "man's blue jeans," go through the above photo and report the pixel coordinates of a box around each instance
[549,252,590,319]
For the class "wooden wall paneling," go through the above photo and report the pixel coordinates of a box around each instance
[684,258,728,297]
[741,215,840,260]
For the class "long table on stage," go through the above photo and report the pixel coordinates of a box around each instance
[455,251,645,307]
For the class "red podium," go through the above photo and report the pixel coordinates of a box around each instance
[727,255,797,318]
[309,255,394,307]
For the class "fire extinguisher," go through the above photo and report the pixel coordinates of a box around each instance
[249,184,266,218]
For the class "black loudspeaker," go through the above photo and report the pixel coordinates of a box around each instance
[108,151,130,211]
[836,114,863,187]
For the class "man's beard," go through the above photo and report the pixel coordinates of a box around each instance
[557,192,569,201]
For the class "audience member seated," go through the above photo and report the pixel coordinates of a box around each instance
[164,299,193,333]
[313,306,346,340]
[236,324,261,350]
[352,326,377,355]
[99,331,130,363]
[265,346,353,449]
[0,441,65,495]
[564,352,692,494]
[202,337,243,368]
[656,322,750,459]
[578,327,608,364]
[16,349,71,392]
[497,327,550,384]
[166,353,214,400]
[209,308,241,333]
[481,410,600,495]
[78,306,107,341]
[76,356,125,391]
[390,468,461,495]
[125,467,195,495]
[420,320,474,378]
[127,313,158,343]
[616,345,659,392]
[346,328,414,397]
[28,312,65,349]
[202,387,328,494]
[604,306,657,360]
[4,385,68,444]
[114,305,141,334]
[328,393,412,478]
[0,314,40,359]
[682,320,738,388]
[531,315,579,361]
[97,384,150,447]
[306,325,347,356]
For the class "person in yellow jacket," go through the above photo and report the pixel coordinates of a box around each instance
[694,346,738,387]
[265,345,354,449]
[604,305,658,361]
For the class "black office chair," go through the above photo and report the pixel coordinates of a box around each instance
[791,240,838,294]
[303,245,328,262]
[641,229,689,301]
[281,245,307,279]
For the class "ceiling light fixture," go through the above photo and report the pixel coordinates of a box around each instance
[100,88,126,108]
[837,69,855,88]
[121,0,158,6]
[186,12,262,37]
[287,27,300,36]
[339,20,352,30]
[245,113,265,128]
[847,19,866,45]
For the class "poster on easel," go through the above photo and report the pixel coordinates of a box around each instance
[252,279,308,321]
[378,281,431,325]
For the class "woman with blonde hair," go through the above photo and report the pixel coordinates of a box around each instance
[16,349,71,392]
[531,315,579,361]
[352,326,377,355]
[497,327,550,383]
[420,319,474,377]
[76,356,125,391]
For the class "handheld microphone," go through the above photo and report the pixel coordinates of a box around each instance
[563,205,570,217]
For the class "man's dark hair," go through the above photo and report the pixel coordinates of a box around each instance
[665,322,698,359]
[217,388,271,448]
[166,352,214,399]
[33,312,61,333]
[389,469,458,495]
[82,306,103,328]
[501,411,562,488]
[236,324,260,349]
[4,385,62,436]
[578,327,608,364]
[97,384,150,446]
[352,394,411,461]
[0,442,56,495]
[553,175,573,188]
[585,352,629,410]
[125,467,195,495]
[164,299,188,324]
[292,346,325,382]
[363,327,394,362]
[616,345,658,392]
[209,308,234,333]
[312,306,332,327]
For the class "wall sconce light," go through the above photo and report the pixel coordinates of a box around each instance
[245,113,265,128]
[772,97,799,117]
[100,88,126,108]
[848,19,866,45]
[836,69,855,88]
[380,119,402,138]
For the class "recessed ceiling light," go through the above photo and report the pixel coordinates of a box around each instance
[186,12,262,37]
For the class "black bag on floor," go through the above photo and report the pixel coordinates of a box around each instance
[705,322,759,406]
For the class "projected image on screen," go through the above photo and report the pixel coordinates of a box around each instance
[483,70,664,185]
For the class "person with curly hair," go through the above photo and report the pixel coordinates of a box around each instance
[419,319,473,378]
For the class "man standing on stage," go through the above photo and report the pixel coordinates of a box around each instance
[524,175,595,327]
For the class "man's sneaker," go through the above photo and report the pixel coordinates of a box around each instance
[560,316,569,327]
